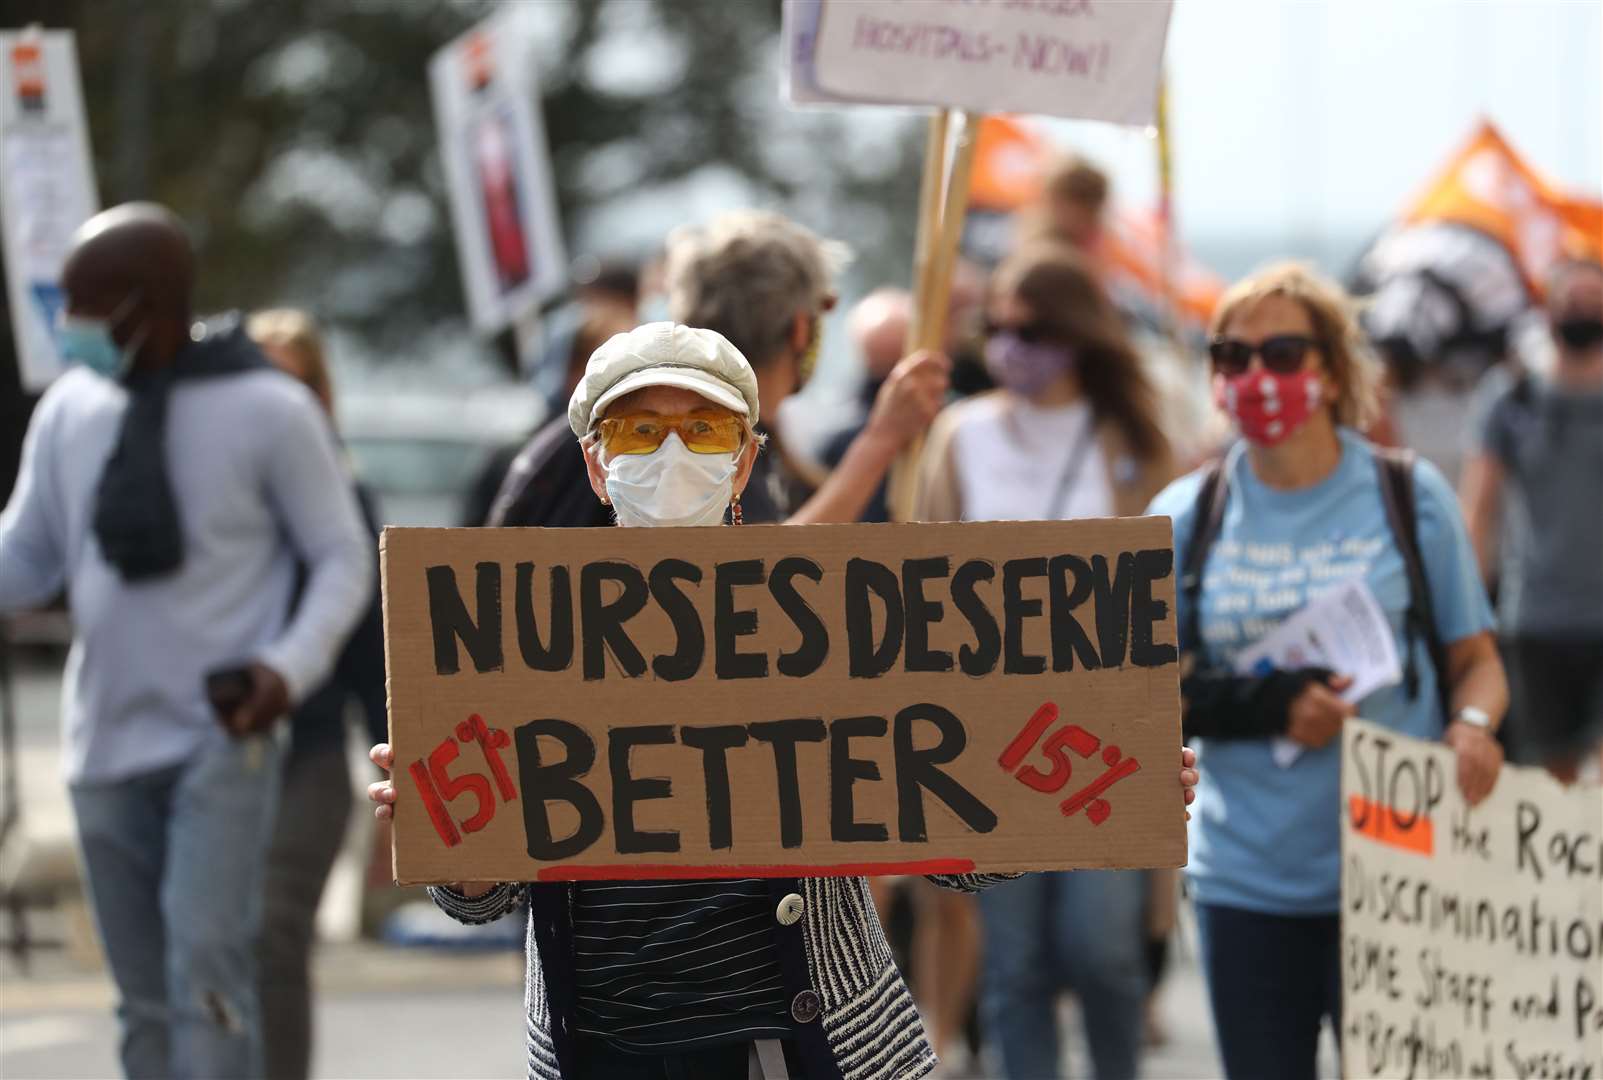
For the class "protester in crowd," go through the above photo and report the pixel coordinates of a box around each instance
[913,242,1177,1080]
[664,210,949,524]
[463,256,643,527]
[484,307,639,528]
[813,287,911,524]
[1148,262,1507,1080]
[1459,257,1603,782]
[0,204,372,1078]
[933,258,995,400]
[365,321,1202,1080]
[573,255,643,325]
[813,267,992,526]
[247,308,387,1080]
[1018,154,1111,255]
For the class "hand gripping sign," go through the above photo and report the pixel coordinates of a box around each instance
[381,518,1185,885]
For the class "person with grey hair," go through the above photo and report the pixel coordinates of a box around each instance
[664,210,950,524]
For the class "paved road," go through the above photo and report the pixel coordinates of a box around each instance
[0,933,1341,1080]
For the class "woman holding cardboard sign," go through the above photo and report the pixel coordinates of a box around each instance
[913,242,1178,1080]
[368,321,1200,1080]
[1147,264,1507,1080]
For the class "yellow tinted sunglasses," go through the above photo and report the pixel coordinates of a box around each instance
[597,410,745,456]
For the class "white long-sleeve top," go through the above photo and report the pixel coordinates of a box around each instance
[0,366,373,783]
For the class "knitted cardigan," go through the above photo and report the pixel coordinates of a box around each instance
[430,871,1016,1080]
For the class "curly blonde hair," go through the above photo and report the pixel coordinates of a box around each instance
[1211,262,1384,431]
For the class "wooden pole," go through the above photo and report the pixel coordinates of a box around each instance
[919,110,982,352]
[906,110,951,355]
[1154,72,1183,354]
[888,109,982,524]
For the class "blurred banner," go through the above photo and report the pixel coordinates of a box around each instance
[1403,120,1603,293]
[0,27,98,392]
[802,0,1172,126]
[1356,120,1603,386]
[428,13,565,336]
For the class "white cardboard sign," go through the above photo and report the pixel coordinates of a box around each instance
[804,0,1172,126]
[428,13,566,336]
[0,30,99,392]
[1341,719,1603,1079]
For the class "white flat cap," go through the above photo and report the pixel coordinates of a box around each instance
[567,322,761,438]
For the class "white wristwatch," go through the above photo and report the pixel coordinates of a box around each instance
[1453,706,1492,731]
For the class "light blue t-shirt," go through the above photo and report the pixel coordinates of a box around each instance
[1147,429,1493,915]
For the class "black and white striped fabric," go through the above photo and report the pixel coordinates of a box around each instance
[430,870,1017,1080]
[569,878,791,1053]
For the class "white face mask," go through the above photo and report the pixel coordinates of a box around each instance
[602,433,737,528]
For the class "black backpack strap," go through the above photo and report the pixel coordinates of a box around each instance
[1180,458,1229,655]
[1372,446,1452,721]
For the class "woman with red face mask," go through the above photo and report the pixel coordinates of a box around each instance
[1147,263,1508,1080]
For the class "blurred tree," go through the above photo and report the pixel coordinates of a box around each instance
[6,0,924,373]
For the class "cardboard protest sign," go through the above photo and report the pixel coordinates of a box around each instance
[798,0,1172,126]
[382,519,1185,885]
[1341,719,1603,1079]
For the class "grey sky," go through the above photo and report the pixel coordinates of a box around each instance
[1049,0,1600,273]
[546,0,1600,280]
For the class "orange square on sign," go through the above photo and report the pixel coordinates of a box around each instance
[1347,795,1434,856]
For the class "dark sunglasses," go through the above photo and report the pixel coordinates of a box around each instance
[984,318,1056,345]
[1208,334,1320,376]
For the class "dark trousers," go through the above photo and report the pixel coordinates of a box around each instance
[1195,902,1340,1080]
[1503,634,1603,765]
[572,1036,805,1080]
[259,745,353,1080]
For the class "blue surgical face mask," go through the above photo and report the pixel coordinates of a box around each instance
[57,295,144,380]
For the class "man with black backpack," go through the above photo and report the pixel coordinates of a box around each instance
[1147,263,1506,1080]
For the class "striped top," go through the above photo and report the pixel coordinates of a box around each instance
[430,870,1022,1080]
[570,878,791,1053]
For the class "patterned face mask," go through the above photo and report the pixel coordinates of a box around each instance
[1213,369,1324,446]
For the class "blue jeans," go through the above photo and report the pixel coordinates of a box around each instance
[1195,903,1340,1080]
[978,870,1148,1080]
[70,734,281,1080]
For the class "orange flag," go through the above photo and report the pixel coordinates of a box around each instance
[967,116,1225,328]
[1404,120,1601,293]
[968,116,1050,212]
[1100,207,1224,328]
